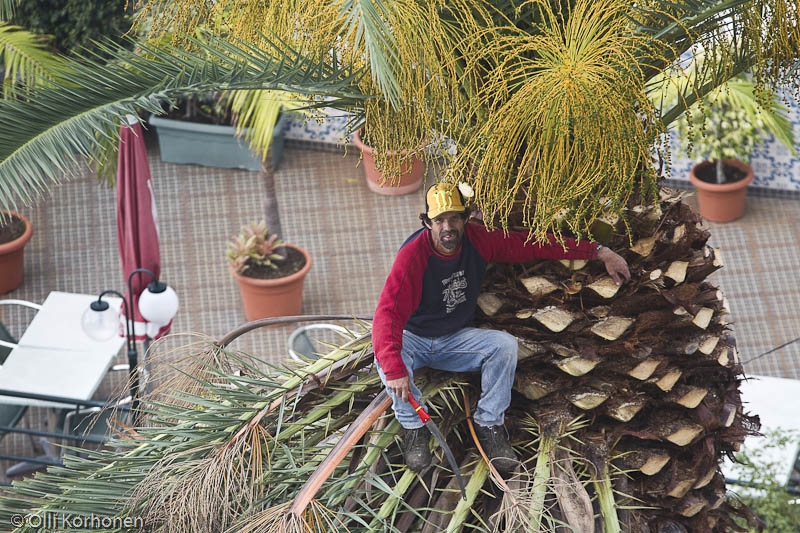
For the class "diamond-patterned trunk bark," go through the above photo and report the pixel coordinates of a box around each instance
[473,189,760,531]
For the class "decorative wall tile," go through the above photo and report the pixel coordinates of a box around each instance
[668,93,800,192]
[284,108,353,145]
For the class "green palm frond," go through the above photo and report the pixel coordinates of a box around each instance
[115,330,378,532]
[724,79,797,154]
[0,323,478,532]
[649,38,751,128]
[630,0,749,69]
[0,34,367,213]
[650,40,796,159]
[140,0,411,109]
[228,89,304,160]
[333,0,401,106]
[0,22,65,98]
[0,0,16,21]
[637,0,800,126]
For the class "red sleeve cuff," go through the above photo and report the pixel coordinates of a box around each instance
[382,368,409,381]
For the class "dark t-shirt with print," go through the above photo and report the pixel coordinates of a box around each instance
[403,227,487,337]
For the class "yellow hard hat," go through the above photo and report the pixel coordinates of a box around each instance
[426,183,466,219]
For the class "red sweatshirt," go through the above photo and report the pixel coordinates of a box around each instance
[373,223,598,380]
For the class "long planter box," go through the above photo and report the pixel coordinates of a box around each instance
[149,114,288,171]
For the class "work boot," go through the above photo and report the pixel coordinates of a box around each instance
[474,424,519,473]
[403,426,432,472]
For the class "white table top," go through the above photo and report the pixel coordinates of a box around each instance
[722,374,800,487]
[0,291,126,408]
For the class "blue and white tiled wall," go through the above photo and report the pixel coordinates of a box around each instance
[284,108,353,145]
[286,101,800,193]
[668,93,800,192]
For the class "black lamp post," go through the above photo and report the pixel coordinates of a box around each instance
[82,268,178,416]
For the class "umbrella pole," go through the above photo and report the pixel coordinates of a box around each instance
[125,268,154,424]
[124,267,179,424]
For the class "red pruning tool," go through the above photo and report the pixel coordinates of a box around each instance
[408,394,467,500]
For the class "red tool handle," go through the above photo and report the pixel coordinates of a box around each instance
[408,395,431,424]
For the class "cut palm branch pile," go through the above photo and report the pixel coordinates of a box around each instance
[0,190,761,532]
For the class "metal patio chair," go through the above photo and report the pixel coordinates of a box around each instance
[0,301,38,476]
[0,318,27,435]
[287,323,354,362]
[60,395,132,459]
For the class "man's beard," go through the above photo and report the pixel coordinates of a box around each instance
[439,231,460,251]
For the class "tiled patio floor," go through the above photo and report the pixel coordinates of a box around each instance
[686,192,800,378]
[1,131,798,484]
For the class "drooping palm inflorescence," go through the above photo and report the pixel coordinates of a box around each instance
[1,0,799,531]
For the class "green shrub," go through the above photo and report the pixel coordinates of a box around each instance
[729,428,800,532]
[9,0,132,56]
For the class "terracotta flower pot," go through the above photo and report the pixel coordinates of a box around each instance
[689,159,754,223]
[0,211,33,295]
[352,130,424,196]
[231,244,312,321]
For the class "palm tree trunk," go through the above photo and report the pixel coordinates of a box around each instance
[475,188,760,531]
[260,150,283,240]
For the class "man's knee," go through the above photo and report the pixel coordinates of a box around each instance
[486,331,518,365]
[494,331,518,354]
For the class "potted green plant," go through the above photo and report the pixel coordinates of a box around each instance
[676,76,796,222]
[226,221,311,321]
[728,428,800,531]
[0,211,33,295]
[148,91,290,171]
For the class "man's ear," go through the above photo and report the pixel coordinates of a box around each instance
[420,213,432,229]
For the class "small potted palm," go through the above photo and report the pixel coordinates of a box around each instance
[226,221,312,320]
[677,76,796,222]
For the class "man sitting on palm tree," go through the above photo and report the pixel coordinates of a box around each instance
[373,182,631,473]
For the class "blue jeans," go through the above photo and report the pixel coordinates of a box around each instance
[376,327,518,429]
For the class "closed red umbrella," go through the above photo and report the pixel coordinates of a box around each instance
[117,116,172,341]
